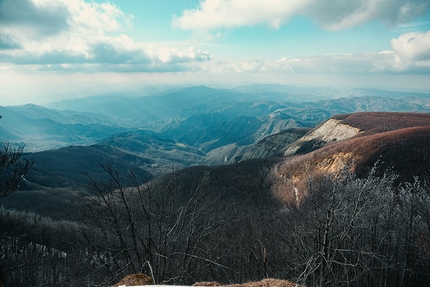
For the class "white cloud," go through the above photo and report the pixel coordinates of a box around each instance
[391,30,430,63]
[0,0,210,72]
[173,0,430,31]
[0,0,429,75]
[172,0,307,30]
[198,30,430,75]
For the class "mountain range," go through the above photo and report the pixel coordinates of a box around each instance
[1,84,430,217]
[2,85,430,287]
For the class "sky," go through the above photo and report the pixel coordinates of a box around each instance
[1,0,430,105]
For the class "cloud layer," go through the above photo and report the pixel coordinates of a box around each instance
[0,0,210,72]
[197,29,430,75]
[0,0,429,75]
[0,0,70,37]
[173,0,430,31]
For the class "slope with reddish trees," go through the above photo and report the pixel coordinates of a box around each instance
[331,112,430,135]
[273,113,430,203]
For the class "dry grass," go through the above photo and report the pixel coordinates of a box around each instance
[112,278,303,287]
[110,273,154,287]
[194,279,304,287]
[193,282,223,286]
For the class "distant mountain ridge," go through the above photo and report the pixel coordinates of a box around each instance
[1,111,429,220]
[1,85,430,183]
[0,105,124,151]
[2,85,430,152]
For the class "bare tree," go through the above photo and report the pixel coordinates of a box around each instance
[0,141,34,198]
[271,170,401,286]
[263,165,430,287]
[81,162,227,286]
[0,116,34,285]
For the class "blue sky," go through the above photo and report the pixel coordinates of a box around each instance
[1,0,430,105]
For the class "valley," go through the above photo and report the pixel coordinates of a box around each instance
[1,84,430,287]
[3,0,430,285]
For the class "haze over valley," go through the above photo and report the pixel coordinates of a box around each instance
[2,84,430,177]
[1,0,430,286]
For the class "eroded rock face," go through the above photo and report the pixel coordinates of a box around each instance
[283,119,360,156]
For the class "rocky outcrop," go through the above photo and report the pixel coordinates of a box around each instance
[283,119,360,156]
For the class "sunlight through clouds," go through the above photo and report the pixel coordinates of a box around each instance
[0,0,429,100]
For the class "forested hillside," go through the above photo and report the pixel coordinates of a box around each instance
[1,86,430,287]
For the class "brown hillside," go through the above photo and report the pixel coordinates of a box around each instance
[274,125,430,203]
[347,125,430,179]
[331,112,430,135]
[140,113,430,210]
[282,112,430,157]
[150,157,284,214]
